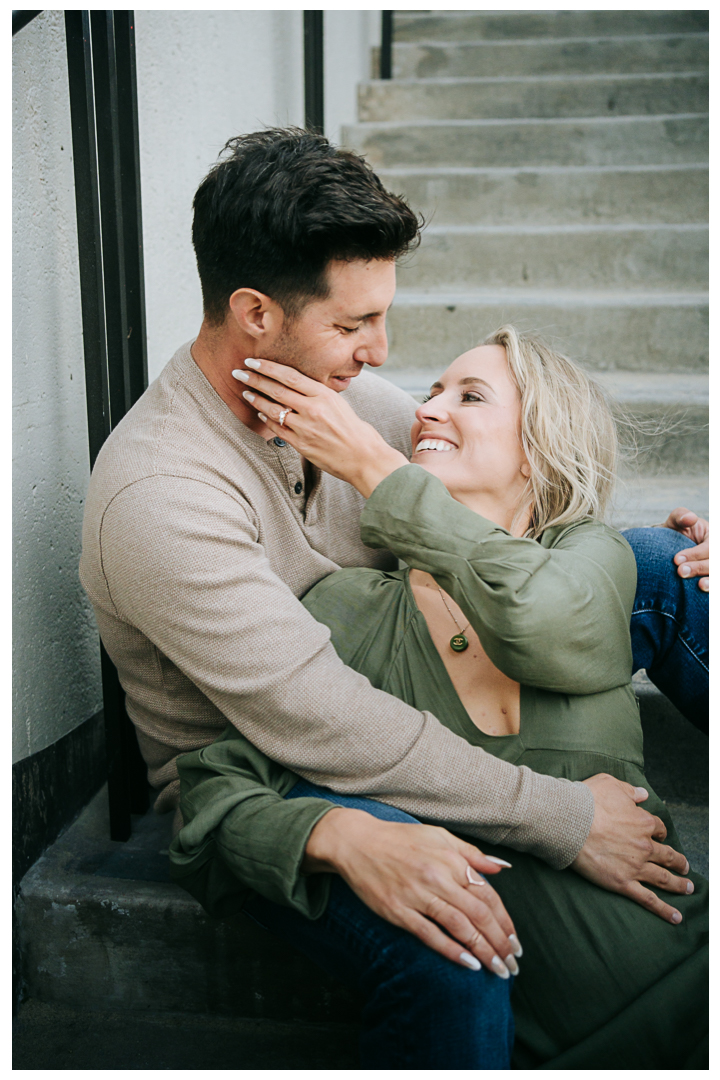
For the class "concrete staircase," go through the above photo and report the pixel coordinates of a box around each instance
[15,11,708,1068]
[348,8,708,527]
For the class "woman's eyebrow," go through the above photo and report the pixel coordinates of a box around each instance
[458,377,494,391]
[429,377,494,393]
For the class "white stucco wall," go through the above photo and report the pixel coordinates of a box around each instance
[135,9,306,380]
[13,9,371,765]
[13,11,102,763]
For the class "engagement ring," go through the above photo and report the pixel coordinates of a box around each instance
[278,408,291,427]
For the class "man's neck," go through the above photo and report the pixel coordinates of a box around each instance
[191,318,269,436]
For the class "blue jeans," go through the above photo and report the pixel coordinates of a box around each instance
[625,528,709,732]
[241,778,514,1069]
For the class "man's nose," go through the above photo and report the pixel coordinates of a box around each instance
[354,323,388,368]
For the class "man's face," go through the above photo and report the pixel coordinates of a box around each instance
[268,258,396,391]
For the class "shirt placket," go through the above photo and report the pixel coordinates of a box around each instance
[269,435,309,515]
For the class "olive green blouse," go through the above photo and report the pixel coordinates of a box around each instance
[169,464,639,918]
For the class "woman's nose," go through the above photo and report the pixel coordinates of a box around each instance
[415,394,449,423]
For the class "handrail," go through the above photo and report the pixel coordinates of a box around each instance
[65,10,149,840]
[380,10,393,79]
[303,11,324,133]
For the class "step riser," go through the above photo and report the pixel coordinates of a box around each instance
[608,477,709,530]
[17,883,359,1022]
[378,168,708,226]
[342,116,708,168]
[394,11,709,43]
[398,228,707,291]
[390,37,709,79]
[386,300,707,373]
[359,76,708,123]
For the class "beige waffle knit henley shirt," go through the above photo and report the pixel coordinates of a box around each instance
[80,341,594,869]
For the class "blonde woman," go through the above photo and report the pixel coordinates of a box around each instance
[172,328,708,1069]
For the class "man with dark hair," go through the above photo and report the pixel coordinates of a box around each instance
[80,128,707,1068]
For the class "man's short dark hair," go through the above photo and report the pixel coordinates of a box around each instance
[192,128,422,324]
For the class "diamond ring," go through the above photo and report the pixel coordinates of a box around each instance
[278,408,291,427]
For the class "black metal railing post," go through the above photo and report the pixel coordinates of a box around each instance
[303,11,324,133]
[65,9,149,840]
[380,11,393,80]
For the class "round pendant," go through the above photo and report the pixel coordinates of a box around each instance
[450,634,469,653]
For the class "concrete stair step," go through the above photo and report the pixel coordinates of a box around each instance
[390,34,709,79]
[17,674,708,1024]
[359,73,707,123]
[16,787,361,1023]
[386,289,707,372]
[342,114,708,168]
[377,165,708,226]
[609,474,708,530]
[397,223,707,292]
[13,999,361,1070]
[394,11,709,43]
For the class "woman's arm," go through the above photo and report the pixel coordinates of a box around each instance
[362,466,636,695]
[234,358,636,694]
[170,726,520,973]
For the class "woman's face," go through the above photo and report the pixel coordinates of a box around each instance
[410,344,531,531]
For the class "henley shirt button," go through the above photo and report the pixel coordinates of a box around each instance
[273,437,286,447]
[294,480,303,494]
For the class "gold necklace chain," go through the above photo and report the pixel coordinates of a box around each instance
[434,582,471,653]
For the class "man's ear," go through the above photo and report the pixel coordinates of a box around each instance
[228,288,284,341]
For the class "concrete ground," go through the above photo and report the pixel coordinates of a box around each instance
[12,1000,361,1070]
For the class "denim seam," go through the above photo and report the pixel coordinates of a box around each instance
[633,608,709,674]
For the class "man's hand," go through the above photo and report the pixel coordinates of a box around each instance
[303,807,522,977]
[232,358,409,497]
[572,773,693,923]
[661,507,709,592]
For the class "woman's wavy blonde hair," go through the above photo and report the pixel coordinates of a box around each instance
[482,325,618,539]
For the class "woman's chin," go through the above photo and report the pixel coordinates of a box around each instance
[412,452,454,482]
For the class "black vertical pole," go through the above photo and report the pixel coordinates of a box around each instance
[64,10,111,468]
[303,11,324,133]
[113,10,148,407]
[90,9,132,425]
[65,9,149,838]
[380,11,393,80]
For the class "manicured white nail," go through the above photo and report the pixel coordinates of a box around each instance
[486,856,512,868]
[258,413,268,423]
[686,881,694,894]
[242,391,255,403]
[466,867,486,886]
[245,358,262,369]
[671,911,682,924]
[491,956,510,979]
[232,369,250,382]
[504,954,520,976]
[459,952,481,971]
[508,934,523,957]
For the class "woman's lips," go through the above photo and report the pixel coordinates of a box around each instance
[415,438,457,453]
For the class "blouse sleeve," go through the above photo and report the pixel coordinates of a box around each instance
[360,465,636,695]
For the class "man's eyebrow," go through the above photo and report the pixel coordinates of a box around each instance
[343,310,383,322]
